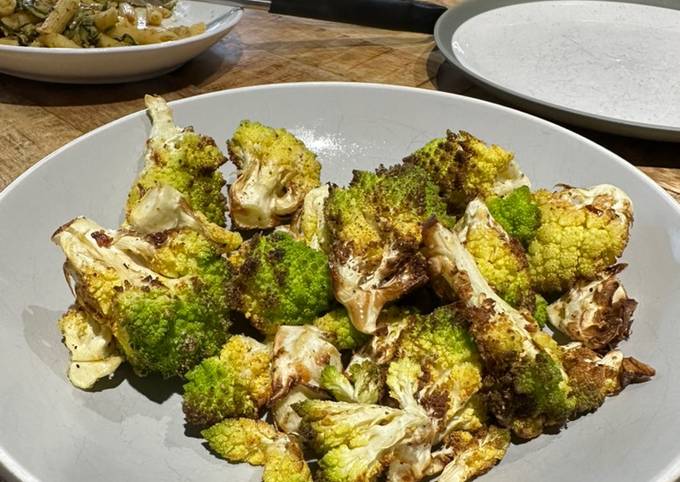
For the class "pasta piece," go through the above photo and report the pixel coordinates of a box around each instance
[109,18,178,44]
[0,0,16,18]
[93,6,116,31]
[0,37,19,44]
[97,32,126,47]
[117,2,135,23]
[38,31,81,47]
[37,0,79,34]
[145,5,163,26]
[1,11,38,30]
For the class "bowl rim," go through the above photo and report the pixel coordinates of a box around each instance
[1,81,678,482]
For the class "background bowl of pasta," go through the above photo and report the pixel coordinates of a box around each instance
[0,0,241,83]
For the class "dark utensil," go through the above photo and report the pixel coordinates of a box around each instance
[188,0,446,33]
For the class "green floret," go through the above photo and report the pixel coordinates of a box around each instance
[182,336,272,426]
[320,361,382,404]
[229,231,334,335]
[202,418,312,482]
[528,185,633,295]
[325,164,452,334]
[227,120,321,229]
[313,308,370,351]
[487,186,541,246]
[126,95,227,226]
[294,400,428,481]
[561,344,654,418]
[387,306,483,435]
[533,294,549,328]
[52,218,232,378]
[456,199,535,311]
[403,130,528,212]
[422,222,574,439]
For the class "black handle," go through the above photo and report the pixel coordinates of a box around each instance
[269,0,446,33]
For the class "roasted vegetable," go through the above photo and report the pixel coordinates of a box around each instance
[547,264,636,351]
[271,325,342,402]
[228,231,334,335]
[325,164,451,333]
[52,216,232,378]
[486,185,541,246]
[291,184,330,251]
[126,95,228,226]
[423,221,653,438]
[227,120,321,229]
[203,418,313,482]
[57,305,124,390]
[403,130,529,212]
[455,198,535,310]
[528,184,633,295]
[182,336,272,426]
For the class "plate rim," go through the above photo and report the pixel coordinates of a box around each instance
[1,81,679,482]
[0,2,242,56]
[434,0,680,141]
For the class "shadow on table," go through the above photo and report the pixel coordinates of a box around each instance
[0,35,243,107]
[428,47,679,170]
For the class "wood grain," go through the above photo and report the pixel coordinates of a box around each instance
[0,6,678,203]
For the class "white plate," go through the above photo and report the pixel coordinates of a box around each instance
[1,82,679,482]
[0,2,241,83]
[435,0,680,141]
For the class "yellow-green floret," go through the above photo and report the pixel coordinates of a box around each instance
[422,222,573,439]
[403,130,527,212]
[202,418,312,482]
[385,306,483,434]
[294,399,427,482]
[227,120,321,229]
[457,199,534,310]
[313,308,370,351]
[52,218,232,378]
[228,231,334,335]
[182,336,272,426]
[486,186,541,246]
[126,95,228,226]
[528,185,633,295]
[325,164,453,333]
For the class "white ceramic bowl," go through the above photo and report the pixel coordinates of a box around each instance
[0,83,678,482]
[0,1,241,83]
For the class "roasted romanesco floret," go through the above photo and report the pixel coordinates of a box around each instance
[528,184,633,295]
[271,325,343,401]
[547,264,636,352]
[325,164,452,333]
[202,418,312,482]
[455,198,534,311]
[126,95,228,226]
[437,426,511,482]
[57,305,125,390]
[228,231,334,335]
[52,217,232,378]
[291,184,331,251]
[423,221,573,439]
[403,130,529,212]
[125,184,241,253]
[313,308,370,351]
[182,336,272,426]
[423,221,653,438]
[486,185,541,246]
[227,120,321,229]
[561,343,654,416]
[294,399,431,482]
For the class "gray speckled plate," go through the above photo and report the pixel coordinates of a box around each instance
[435,0,680,141]
[1,83,680,482]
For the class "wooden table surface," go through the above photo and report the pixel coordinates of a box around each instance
[0,5,679,201]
